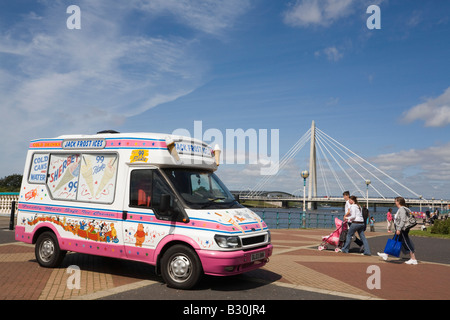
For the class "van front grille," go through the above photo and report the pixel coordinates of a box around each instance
[241,235,265,246]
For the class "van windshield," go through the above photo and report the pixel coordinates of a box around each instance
[162,168,241,209]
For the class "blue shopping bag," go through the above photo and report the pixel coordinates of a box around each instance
[384,235,402,257]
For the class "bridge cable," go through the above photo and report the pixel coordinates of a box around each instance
[316,130,396,199]
[316,129,404,199]
[315,133,365,198]
[315,134,345,195]
[248,128,311,196]
[317,151,331,197]
[316,128,422,199]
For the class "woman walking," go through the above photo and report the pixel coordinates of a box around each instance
[387,208,393,232]
[341,196,371,255]
[378,197,418,264]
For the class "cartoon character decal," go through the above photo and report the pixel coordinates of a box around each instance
[23,215,119,243]
[134,223,148,247]
[214,209,266,233]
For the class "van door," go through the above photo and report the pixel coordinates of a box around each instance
[122,168,187,262]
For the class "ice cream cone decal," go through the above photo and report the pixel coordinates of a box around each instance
[166,137,180,162]
[215,212,245,233]
[54,161,80,192]
[81,156,95,196]
[251,210,264,230]
[214,144,221,166]
[95,157,117,198]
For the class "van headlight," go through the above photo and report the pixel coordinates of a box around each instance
[214,235,242,248]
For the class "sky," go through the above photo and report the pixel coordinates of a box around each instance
[1,0,450,200]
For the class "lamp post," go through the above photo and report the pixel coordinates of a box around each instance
[432,197,435,213]
[365,179,371,209]
[419,195,423,213]
[301,170,309,228]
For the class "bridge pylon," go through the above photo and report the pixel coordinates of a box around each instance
[308,120,317,209]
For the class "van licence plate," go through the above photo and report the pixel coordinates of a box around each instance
[251,251,265,262]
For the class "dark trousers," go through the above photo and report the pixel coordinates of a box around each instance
[398,229,415,254]
[348,222,364,246]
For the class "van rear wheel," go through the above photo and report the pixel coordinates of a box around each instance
[35,231,66,268]
[161,245,202,290]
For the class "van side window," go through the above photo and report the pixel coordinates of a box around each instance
[152,171,186,221]
[47,154,81,200]
[152,171,174,212]
[28,153,49,184]
[130,170,152,208]
[78,154,118,203]
[46,153,118,203]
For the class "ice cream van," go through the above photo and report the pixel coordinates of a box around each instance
[16,131,272,289]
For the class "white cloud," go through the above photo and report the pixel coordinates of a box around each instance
[369,143,450,198]
[217,141,450,199]
[315,46,344,61]
[402,87,450,127]
[131,0,252,35]
[283,0,389,29]
[219,158,301,193]
[0,0,251,176]
[0,3,203,121]
[283,0,356,27]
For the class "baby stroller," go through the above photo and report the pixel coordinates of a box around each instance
[318,217,348,252]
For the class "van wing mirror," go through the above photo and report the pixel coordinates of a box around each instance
[157,194,189,223]
[160,194,171,214]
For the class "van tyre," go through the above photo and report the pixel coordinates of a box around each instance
[35,231,66,268]
[161,244,203,290]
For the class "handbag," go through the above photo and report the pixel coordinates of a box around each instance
[404,209,417,230]
[384,235,402,257]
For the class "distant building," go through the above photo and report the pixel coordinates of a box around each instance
[230,191,294,198]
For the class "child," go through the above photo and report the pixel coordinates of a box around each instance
[369,216,375,232]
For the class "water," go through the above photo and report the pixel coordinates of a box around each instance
[251,205,429,229]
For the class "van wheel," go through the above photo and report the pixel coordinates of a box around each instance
[161,245,203,290]
[35,231,66,268]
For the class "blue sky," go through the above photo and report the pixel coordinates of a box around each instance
[1,0,450,199]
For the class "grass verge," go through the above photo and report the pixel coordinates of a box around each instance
[410,229,450,239]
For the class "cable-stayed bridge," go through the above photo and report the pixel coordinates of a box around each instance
[241,121,449,210]
[240,195,448,209]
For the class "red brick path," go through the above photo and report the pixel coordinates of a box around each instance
[1,223,449,300]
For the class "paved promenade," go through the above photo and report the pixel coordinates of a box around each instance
[0,216,449,300]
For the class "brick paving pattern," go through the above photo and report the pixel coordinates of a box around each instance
[1,217,449,300]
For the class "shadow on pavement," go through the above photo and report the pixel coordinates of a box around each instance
[25,251,283,292]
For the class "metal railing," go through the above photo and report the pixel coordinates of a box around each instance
[254,210,389,229]
[4,191,446,229]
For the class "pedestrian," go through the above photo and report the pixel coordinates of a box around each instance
[369,216,375,232]
[341,196,371,255]
[387,208,393,232]
[343,191,350,216]
[377,197,418,265]
[342,191,364,248]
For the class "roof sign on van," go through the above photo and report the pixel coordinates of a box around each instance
[63,138,106,150]
[175,142,213,158]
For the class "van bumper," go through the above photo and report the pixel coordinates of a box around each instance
[197,244,273,276]
[15,226,33,244]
